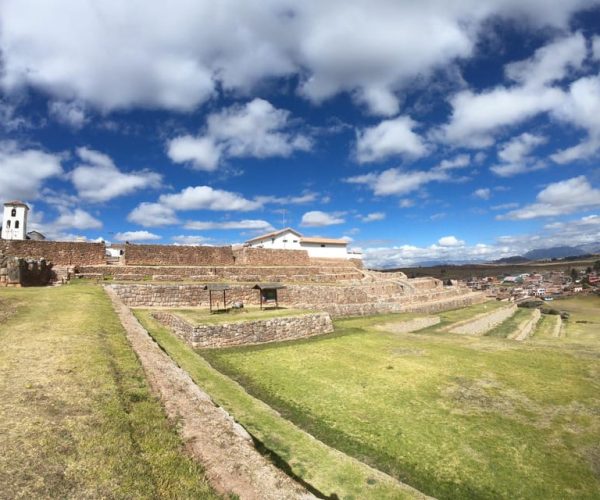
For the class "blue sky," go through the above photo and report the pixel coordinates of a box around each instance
[2,1,600,267]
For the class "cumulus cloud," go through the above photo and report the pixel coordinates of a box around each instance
[127,202,179,227]
[439,33,586,147]
[0,142,63,202]
[550,75,600,163]
[1,1,592,115]
[114,230,161,242]
[70,147,162,202]
[498,176,600,220]
[346,168,447,196]
[358,212,385,222]
[473,188,491,200]
[52,207,102,230]
[300,210,345,227]
[159,186,262,212]
[491,132,547,176]
[355,115,428,163]
[167,98,311,170]
[171,235,212,245]
[184,219,274,231]
[438,235,465,247]
[48,101,88,128]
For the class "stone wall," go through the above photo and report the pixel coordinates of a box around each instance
[0,240,105,265]
[232,247,311,266]
[447,304,517,335]
[124,244,235,266]
[76,264,364,282]
[109,283,486,317]
[0,253,53,287]
[152,311,334,348]
[510,308,541,341]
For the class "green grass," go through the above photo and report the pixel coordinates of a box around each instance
[533,314,562,339]
[484,308,532,338]
[0,283,217,499]
[134,309,422,499]
[171,306,311,324]
[202,297,600,500]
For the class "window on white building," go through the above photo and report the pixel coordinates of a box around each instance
[11,208,16,217]
[6,220,10,228]
[15,221,19,229]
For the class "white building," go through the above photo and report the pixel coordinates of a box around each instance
[245,227,360,260]
[2,201,29,240]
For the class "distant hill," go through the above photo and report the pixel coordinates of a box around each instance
[492,255,530,264]
[524,246,586,260]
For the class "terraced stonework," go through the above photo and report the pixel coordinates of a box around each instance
[447,304,518,335]
[152,311,334,348]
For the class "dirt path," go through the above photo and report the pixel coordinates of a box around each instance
[105,286,314,500]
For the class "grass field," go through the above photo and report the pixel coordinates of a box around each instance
[202,297,600,499]
[0,283,217,499]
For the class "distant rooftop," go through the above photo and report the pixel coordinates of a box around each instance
[3,200,30,209]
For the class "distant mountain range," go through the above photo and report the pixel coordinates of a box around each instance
[492,244,600,264]
[411,244,600,267]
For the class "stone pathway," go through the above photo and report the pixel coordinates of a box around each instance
[105,286,314,500]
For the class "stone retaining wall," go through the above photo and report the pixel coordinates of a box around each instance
[448,304,517,335]
[152,311,334,348]
[76,264,364,283]
[547,314,563,338]
[232,247,310,266]
[124,244,235,266]
[0,254,53,287]
[0,240,105,265]
[511,309,541,341]
[109,283,486,318]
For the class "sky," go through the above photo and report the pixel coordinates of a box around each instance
[2,0,600,268]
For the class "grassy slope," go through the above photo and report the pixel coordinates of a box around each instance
[485,308,532,338]
[0,283,217,499]
[134,309,421,499]
[203,299,600,500]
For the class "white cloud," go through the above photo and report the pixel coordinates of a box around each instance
[171,235,212,245]
[53,207,102,230]
[167,136,221,172]
[48,100,88,128]
[504,32,586,88]
[499,176,600,220]
[114,230,161,242]
[0,100,30,131]
[355,115,428,163]
[473,188,491,200]
[439,86,563,148]
[255,191,318,205]
[0,142,63,202]
[550,75,600,163]
[346,167,446,196]
[159,186,262,212]
[399,199,415,208]
[438,235,464,247]
[184,219,274,231]
[436,154,470,171]
[71,147,162,202]
[491,132,547,177]
[300,210,345,227]
[3,1,589,115]
[439,33,586,148]
[167,99,311,170]
[358,212,385,222]
[127,202,179,227]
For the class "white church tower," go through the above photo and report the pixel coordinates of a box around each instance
[2,201,29,240]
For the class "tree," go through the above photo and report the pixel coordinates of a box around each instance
[570,268,579,281]
[593,260,600,273]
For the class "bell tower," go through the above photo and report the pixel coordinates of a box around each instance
[2,201,29,240]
